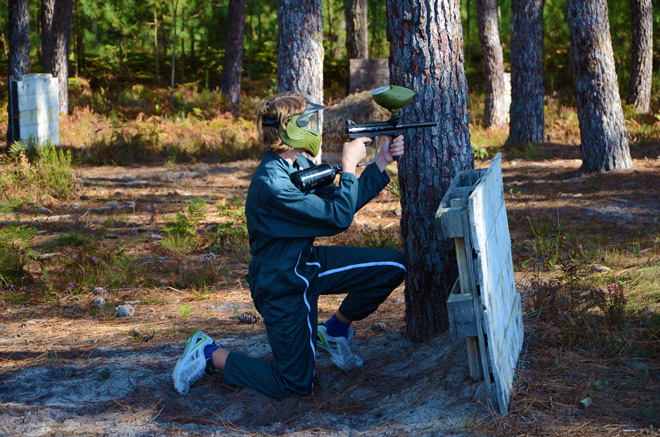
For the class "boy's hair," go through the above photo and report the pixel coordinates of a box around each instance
[256,93,307,153]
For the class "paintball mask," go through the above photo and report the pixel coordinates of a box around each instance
[279,99,325,157]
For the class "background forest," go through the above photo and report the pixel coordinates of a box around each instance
[0,0,658,112]
[0,0,659,435]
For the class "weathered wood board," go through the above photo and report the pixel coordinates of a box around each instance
[468,154,524,415]
[436,153,524,415]
[13,74,60,146]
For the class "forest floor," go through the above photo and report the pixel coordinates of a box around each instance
[1,138,659,436]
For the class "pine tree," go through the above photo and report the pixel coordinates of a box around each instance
[277,0,324,162]
[386,0,473,342]
[42,0,74,114]
[507,0,545,145]
[627,0,653,113]
[7,0,30,145]
[220,0,247,109]
[476,0,507,127]
[345,0,368,59]
[567,0,632,172]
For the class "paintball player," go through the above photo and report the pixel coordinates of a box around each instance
[172,93,407,399]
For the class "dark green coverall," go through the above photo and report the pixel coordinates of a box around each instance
[222,151,407,399]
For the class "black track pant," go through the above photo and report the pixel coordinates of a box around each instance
[222,246,406,399]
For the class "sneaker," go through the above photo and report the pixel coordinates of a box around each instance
[316,323,364,371]
[172,330,218,395]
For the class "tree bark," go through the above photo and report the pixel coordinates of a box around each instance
[277,0,324,163]
[345,0,368,59]
[220,0,247,108]
[386,0,473,342]
[41,0,74,114]
[476,0,507,127]
[627,0,653,113]
[507,0,545,145]
[8,0,31,145]
[169,0,178,97]
[567,0,632,172]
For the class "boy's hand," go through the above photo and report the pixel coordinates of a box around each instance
[375,135,405,171]
[342,137,370,175]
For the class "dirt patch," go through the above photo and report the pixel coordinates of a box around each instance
[1,139,659,435]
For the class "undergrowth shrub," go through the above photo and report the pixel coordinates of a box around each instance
[0,142,78,204]
[170,253,228,290]
[347,225,401,251]
[81,115,259,165]
[162,198,208,253]
[519,214,587,271]
[0,225,37,285]
[209,197,250,263]
[45,241,160,295]
[526,258,631,351]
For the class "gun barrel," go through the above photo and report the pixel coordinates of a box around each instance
[346,120,438,139]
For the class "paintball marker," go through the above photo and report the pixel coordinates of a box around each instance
[290,85,438,192]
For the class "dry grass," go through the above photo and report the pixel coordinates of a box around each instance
[1,89,660,434]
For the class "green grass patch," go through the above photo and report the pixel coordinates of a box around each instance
[0,225,38,286]
[0,143,78,205]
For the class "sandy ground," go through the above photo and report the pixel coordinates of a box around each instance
[1,141,659,435]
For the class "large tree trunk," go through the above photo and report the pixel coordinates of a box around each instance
[41,0,74,114]
[386,0,473,342]
[476,0,507,127]
[627,0,653,113]
[7,0,31,145]
[277,0,324,163]
[567,0,632,172]
[507,0,545,145]
[220,0,247,109]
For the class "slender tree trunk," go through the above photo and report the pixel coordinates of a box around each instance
[567,0,632,172]
[467,0,471,40]
[73,0,79,76]
[180,8,186,83]
[118,30,125,76]
[386,0,473,342]
[154,4,160,84]
[277,0,324,163]
[326,0,334,58]
[189,24,195,71]
[627,0,653,113]
[180,36,185,83]
[507,0,545,145]
[8,0,31,145]
[41,0,55,72]
[476,0,507,127]
[220,0,247,108]
[170,0,178,97]
[42,0,73,114]
[345,0,368,59]
[247,7,254,81]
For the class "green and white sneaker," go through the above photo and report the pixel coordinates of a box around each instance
[316,323,364,371]
[172,330,218,395]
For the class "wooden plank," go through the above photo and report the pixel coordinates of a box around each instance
[447,278,478,339]
[467,154,524,415]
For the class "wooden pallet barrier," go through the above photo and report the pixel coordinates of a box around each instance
[436,153,524,414]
